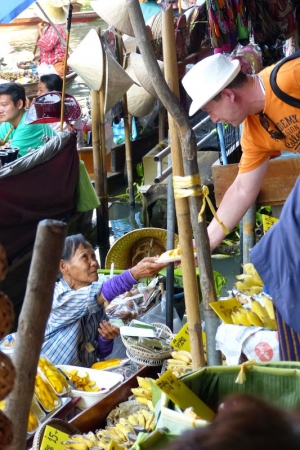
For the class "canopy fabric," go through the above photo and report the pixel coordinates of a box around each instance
[0,0,36,24]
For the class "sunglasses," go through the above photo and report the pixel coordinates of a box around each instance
[259,113,285,141]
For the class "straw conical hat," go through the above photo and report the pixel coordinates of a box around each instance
[129,52,164,98]
[90,0,135,37]
[34,0,68,24]
[125,63,155,117]
[67,29,104,91]
[104,51,135,113]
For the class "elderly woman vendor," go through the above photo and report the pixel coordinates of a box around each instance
[41,234,167,367]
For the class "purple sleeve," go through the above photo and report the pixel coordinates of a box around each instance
[97,335,114,359]
[101,269,137,302]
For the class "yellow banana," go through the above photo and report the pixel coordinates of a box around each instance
[236,274,263,288]
[128,414,139,426]
[242,263,263,282]
[261,293,275,320]
[61,440,89,450]
[70,435,96,448]
[145,412,155,431]
[147,399,155,412]
[176,350,192,362]
[171,351,191,363]
[235,282,263,296]
[135,396,149,406]
[236,310,251,326]
[131,388,152,399]
[137,411,146,427]
[246,310,264,327]
[250,298,268,322]
[137,377,152,390]
[166,359,187,366]
[262,317,277,331]
[84,432,98,446]
[231,311,241,325]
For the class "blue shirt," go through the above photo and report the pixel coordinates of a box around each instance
[41,275,109,367]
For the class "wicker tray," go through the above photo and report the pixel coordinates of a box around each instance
[122,322,173,364]
[32,418,81,450]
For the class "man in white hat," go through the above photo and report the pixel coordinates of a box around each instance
[182,52,300,251]
[34,0,68,77]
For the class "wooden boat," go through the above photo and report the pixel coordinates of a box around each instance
[24,70,78,98]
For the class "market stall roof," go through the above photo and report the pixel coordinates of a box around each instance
[0,0,36,23]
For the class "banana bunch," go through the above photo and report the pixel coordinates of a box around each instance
[38,357,68,394]
[130,376,155,411]
[235,263,264,296]
[165,350,193,377]
[250,297,277,330]
[63,432,100,450]
[34,374,60,411]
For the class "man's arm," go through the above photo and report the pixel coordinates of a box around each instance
[208,158,270,251]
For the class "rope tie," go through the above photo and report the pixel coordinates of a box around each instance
[173,174,229,235]
[235,359,256,384]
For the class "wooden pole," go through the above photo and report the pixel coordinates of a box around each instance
[161,6,204,368]
[60,3,73,132]
[98,54,110,266]
[116,36,135,208]
[127,0,222,366]
[158,100,166,142]
[5,220,67,450]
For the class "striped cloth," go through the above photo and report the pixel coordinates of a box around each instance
[275,307,300,361]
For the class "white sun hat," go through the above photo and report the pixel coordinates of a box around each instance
[34,0,68,24]
[181,54,241,116]
[90,0,135,37]
[67,29,104,91]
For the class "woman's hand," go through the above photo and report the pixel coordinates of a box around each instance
[130,256,169,280]
[98,320,120,340]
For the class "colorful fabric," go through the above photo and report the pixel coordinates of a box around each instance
[0,112,56,157]
[240,56,300,173]
[37,24,66,65]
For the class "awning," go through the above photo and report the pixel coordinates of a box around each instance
[0,0,36,24]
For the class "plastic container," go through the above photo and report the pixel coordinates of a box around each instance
[38,356,69,396]
[56,365,124,410]
[27,395,46,435]
[34,373,61,412]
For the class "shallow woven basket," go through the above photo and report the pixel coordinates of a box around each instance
[32,418,81,450]
[122,322,173,365]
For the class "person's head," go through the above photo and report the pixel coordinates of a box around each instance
[0,83,26,127]
[37,74,63,96]
[59,234,99,290]
[166,394,300,450]
[182,54,250,127]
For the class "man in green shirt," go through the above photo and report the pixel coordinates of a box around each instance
[0,83,56,157]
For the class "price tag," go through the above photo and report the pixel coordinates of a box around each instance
[170,322,190,351]
[108,440,123,450]
[210,298,242,324]
[40,425,70,450]
[262,214,279,234]
[155,370,215,422]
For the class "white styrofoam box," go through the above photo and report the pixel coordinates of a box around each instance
[56,365,123,410]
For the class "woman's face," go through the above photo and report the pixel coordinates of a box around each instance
[60,244,99,290]
[37,81,49,97]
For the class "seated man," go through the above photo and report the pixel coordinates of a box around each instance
[0,83,56,157]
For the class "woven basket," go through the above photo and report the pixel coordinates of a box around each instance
[32,418,81,450]
[131,238,166,267]
[122,322,173,365]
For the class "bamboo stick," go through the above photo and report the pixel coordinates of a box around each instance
[4,220,67,450]
[127,0,222,366]
[116,36,135,208]
[60,3,73,132]
[162,6,204,368]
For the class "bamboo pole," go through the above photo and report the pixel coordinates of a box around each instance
[116,36,135,208]
[5,220,67,450]
[127,0,222,366]
[60,3,73,132]
[161,6,204,368]
[158,100,166,142]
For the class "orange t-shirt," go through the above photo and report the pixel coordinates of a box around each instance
[239,57,300,173]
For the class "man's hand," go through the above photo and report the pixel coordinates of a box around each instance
[98,320,120,340]
[130,256,169,280]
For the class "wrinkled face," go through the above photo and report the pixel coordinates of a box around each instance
[202,92,247,127]
[0,94,23,125]
[37,81,49,97]
[61,243,99,290]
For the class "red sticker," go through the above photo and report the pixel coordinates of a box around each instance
[254,342,274,361]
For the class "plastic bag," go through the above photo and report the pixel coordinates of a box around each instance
[139,291,183,334]
[105,294,142,323]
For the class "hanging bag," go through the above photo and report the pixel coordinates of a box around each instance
[270,49,300,107]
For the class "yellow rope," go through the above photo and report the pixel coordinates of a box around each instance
[173,174,229,236]
[235,359,256,384]
[0,126,14,146]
